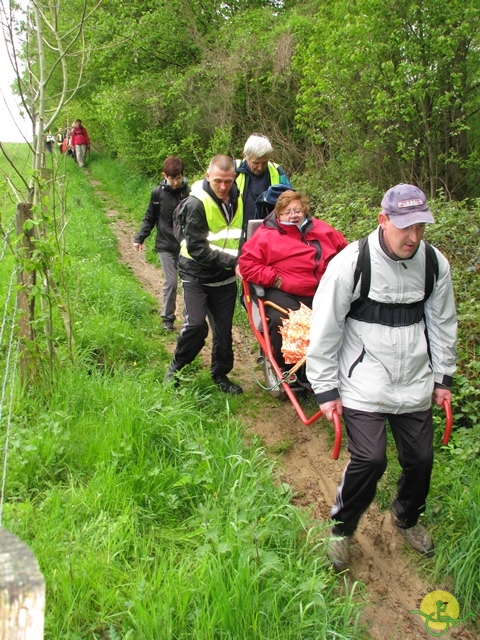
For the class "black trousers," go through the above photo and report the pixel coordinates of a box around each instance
[262,288,313,369]
[173,280,237,378]
[331,406,434,536]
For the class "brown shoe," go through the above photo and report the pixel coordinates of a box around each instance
[391,510,434,555]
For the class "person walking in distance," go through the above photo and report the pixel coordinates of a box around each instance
[70,119,90,168]
[165,155,244,394]
[133,156,190,331]
[306,183,457,572]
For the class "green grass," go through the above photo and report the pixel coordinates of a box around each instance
[2,146,479,636]
[0,148,366,639]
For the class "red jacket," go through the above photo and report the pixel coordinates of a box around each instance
[71,125,90,147]
[239,213,347,297]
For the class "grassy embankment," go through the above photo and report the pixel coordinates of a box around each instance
[0,146,364,639]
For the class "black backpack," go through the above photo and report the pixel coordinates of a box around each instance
[172,196,190,243]
[348,236,439,326]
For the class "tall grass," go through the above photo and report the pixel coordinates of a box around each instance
[429,426,480,615]
[1,149,365,639]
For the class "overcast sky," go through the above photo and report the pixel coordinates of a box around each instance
[0,36,32,143]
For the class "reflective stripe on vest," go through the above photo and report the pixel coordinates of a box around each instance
[235,162,280,195]
[180,180,243,259]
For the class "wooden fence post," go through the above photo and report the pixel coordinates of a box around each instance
[0,528,45,639]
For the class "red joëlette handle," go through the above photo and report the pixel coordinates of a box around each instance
[442,399,453,445]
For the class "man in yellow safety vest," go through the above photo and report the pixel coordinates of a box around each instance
[165,155,244,394]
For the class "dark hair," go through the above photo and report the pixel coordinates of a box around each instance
[163,156,184,177]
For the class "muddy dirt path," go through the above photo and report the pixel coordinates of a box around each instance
[92,177,474,640]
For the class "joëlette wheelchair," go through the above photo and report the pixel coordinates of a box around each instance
[240,219,453,460]
[241,219,343,459]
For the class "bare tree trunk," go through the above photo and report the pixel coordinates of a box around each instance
[16,202,36,385]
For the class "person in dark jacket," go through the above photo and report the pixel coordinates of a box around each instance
[238,189,347,369]
[165,155,244,394]
[134,156,190,330]
[235,133,291,249]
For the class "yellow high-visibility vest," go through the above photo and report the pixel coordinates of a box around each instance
[180,180,243,259]
[235,161,281,195]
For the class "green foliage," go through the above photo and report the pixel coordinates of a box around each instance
[429,426,480,615]
[425,198,480,433]
[425,197,480,617]
[294,0,480,198]
[63,1,307,176]
[6,367,365,638]
[0,146,80,378]
[15,0,480,194]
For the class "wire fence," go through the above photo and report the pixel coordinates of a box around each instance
[0,257,19,526]
[0,146,45,637]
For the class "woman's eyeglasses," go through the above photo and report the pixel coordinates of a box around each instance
[279,209,304,217]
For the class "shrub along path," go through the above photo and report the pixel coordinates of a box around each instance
[89,174,476,640]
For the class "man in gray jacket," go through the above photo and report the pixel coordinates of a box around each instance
[306,183,457,572]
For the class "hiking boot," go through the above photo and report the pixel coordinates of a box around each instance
[163,321,174,331]
[327,533,352,573]
[164,360,181,387]
[391,509,434,555]
[212,375,243,395]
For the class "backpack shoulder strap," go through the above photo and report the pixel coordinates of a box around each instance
[352,236,438,301]
[151,186,163,218]
[424,242,439,301]
[172,196,190,242]
[152,185,162,200]
[352,236,370,297]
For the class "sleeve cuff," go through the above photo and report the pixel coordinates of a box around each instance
[314,388,341,404]
[435,374,453,388]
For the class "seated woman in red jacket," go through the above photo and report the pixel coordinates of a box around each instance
[238,189,347,370]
